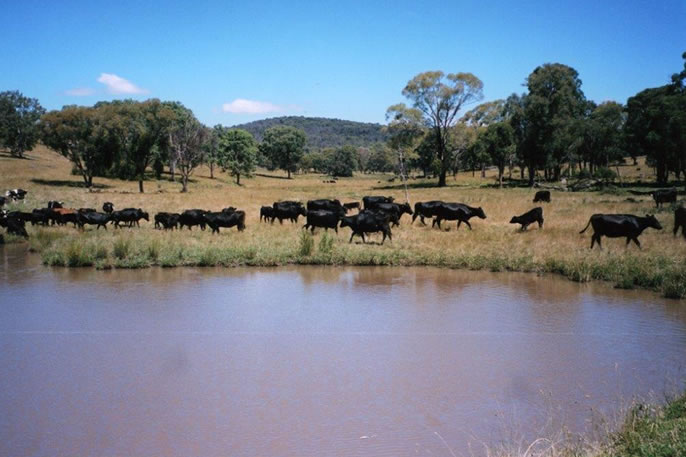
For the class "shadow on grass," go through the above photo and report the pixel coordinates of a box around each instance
[255,173,292,180]
[0,151,33,160]
[30,179,111,189]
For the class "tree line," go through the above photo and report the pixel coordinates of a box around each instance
[1,51,684,189]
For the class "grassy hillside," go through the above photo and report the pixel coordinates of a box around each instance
[1,147,685,298]
[232,116,387,149]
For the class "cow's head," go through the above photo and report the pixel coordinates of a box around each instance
[645,214,662,230]
[475,207,487,219]
[399,203,413,215]
[509,216,520,224]
[339,216,355,229]
[141,212,150,221]
[298,206,308,217]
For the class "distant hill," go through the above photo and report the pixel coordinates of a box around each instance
[232,116,387,150]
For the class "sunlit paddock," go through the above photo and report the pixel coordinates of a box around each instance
[3,147,685,297]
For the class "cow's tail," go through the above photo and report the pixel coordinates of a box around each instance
[237,211,246,231]
[579,218,592,234]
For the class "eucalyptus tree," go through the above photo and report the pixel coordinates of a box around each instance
[0,91,45,158]
[473,122,515,187]
[259,126,307,178]
[216,128,257,185]
[523,63,587,183]
[168,107,208,192]
[391,71,483,186]
[41,105,102,187]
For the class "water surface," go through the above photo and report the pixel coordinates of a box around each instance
[1,245,685,456]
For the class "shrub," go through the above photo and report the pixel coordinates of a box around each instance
[298,231,314,257]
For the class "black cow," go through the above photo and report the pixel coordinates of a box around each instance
[272,201,307,224]
[674,207,686,239]
[7,211,34,224]
[369,202,412,226]
[260,206,275,223]
[533,191,551,203]
[51,208,79,227]
[307,199,346,216]
[79,208,96,213]
[222,206,236,214]
[363,196,395,210]
[1,215,28,238]
[510,207,544,231]
[433,203,487,230]
[653,188,677,208]
[303,210,340,233]
[412,200,445,225]
[0,196,5,208]
[111,208,149,228]
[155,212,180,230]
[204,211,246,233]
[47,200,64,209]
[78,212,111,230]
[178,209,209,230]
[579,214,662,249]
[30,208,52,226]
[102,202,114,214]
[340,211,392,244]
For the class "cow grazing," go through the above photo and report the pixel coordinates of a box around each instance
[260,206,275,223]
[204,210,246,233]
[307,199,346,216]
[653,188,677,208]
[47,200,64,209]
[412,200,445,225]
[303,210,340,233]
[368,202,412,226]
[78,212,111,230]
[674,207,686,239]
[363,196,395,210]
[433,203,487,230]
[579,214,662,249]
[178,209,209,230]
[102,202,114,213]
[154,212,180,230]
[272,201,307,224]
[111,208,149,228]
[533,191,551,203]
[340,211,392,244]
[510,207,544,231]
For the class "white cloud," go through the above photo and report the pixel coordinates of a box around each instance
[221,98,284,114]
[97,73,148,95]
[65,87,95,96]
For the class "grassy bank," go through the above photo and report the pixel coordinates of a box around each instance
[3,147,686,298]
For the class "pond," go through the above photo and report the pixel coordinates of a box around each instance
[1,245,685,456]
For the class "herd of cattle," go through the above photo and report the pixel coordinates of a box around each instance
[1,188,685,249]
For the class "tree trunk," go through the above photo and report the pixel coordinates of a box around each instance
[210,163,214,179]
[139,179,144,193]
[287,169,291,179]
[236,173,240,185]
[498,169,503,188]
[480,163,486,178]
[181,174,188,192]
[528,164,535,187]
[170,160,176,181]
[438,167,447,187]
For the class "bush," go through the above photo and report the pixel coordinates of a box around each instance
[298,231,314,257]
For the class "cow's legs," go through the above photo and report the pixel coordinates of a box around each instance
[539,219,544,228]
[349,232,355,243]
[465,220,473,230]
[631,237,641,248]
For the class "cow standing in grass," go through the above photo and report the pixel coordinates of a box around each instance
[579,214,662,249]
[674,207,686,239]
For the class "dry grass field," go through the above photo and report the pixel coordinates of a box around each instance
[2,146,685,298]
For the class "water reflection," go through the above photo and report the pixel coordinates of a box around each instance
[1,244,685,457]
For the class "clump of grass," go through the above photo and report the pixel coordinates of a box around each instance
[64,241,93,267]
[113,237,131,259]
[600,393,686,457]
[28,229,64,252]
[146,239,161,262]
[298,230,314,257]
[318,232,335,254]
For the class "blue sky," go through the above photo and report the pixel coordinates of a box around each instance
[1,0,684,126]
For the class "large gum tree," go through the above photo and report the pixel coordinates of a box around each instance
[393,71,483,187]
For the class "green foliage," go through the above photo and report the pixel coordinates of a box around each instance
[298,230,314,256]
[324,145,358,177]
[167,105,208,191]
[216,128,257,184]
[393,71,484,186]
[0,90,45,157]
[318,232,334,255]
[259,125,307,178]
[522,63,587,183]
[364,143,395,173]
[235,116,386,150]
[473,121,515,186]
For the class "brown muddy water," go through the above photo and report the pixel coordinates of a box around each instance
[1,245,685,457]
